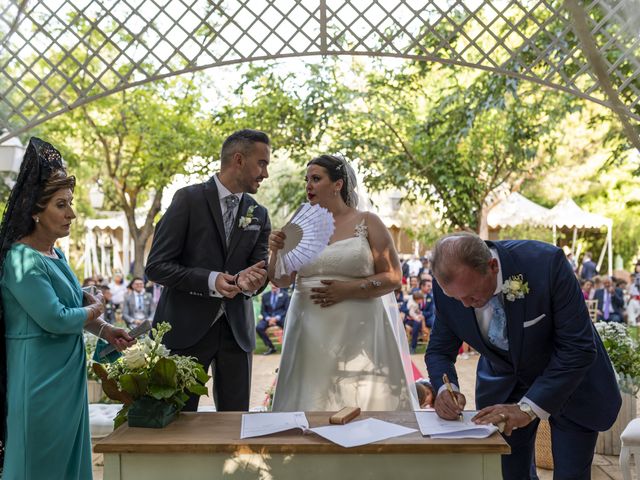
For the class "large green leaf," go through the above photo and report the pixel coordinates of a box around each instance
[187,383,208,396]
[119,373,149,398]
[150,357,177,389]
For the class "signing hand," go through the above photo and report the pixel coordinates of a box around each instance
[472,404,533,436]
[269,231,286,252]
[237,261,267,292]
[310,280,348,308]
[102,325,136,352]
[215,273,241,298]
[434,389,467,420]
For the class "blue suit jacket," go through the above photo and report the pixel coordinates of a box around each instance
[260,290,290,322]
[426,240,620,432]
[593,288,625,321]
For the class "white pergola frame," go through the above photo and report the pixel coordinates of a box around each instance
[0,0,639,147]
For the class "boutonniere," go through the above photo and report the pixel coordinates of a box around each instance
[502,274,530,301]
[238,205,257,229]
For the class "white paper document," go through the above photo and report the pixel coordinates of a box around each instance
[309,418,417,448]
[415,411,498,439]
[240,412,309,439]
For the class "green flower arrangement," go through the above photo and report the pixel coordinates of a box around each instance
[93,322,210,428]
[595,321,640,394]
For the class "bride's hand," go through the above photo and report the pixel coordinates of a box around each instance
[269,231,286,252]
[310,280,346,308]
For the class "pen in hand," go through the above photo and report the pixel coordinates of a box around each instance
[442,373,464,422]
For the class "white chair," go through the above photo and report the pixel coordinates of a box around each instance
[620,417,640,480]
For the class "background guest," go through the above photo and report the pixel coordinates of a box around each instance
[108,271,127,311]
[99,285,117,325]
[122,277,154,327]
[256,284,290,355]
[580,252,598,280]
[627,261,640,325]
[594,276,625,323]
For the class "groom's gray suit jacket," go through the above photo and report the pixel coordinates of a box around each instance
[145,177,271,352]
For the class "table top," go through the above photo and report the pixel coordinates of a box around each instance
[94,411,510,455]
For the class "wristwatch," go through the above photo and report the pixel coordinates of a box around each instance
[518,402,537,421]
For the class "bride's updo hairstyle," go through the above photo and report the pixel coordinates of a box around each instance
[307,154,354,206]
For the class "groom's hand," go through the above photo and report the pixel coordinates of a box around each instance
[237,261,267,292]
[434,390,466,420]
[216,273,242,298]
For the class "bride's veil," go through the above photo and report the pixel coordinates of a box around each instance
[337,155,419,410]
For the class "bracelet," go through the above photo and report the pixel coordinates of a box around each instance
[97,322,109,340]
[359,279,382,289]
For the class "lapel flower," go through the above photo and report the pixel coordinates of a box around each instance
[238,205,257,229]
[502,274,530,301]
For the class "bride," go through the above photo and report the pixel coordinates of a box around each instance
[268,154,418,411]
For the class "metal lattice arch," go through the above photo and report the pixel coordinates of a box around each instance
[1,0,639,143]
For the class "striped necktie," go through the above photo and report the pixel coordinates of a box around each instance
[223,195,239,245]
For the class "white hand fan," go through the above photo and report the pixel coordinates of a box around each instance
[275,203,335,278]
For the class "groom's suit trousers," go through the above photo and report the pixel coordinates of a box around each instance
[171,314,252,411]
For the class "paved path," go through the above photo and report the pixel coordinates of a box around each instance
[92,352,630,479]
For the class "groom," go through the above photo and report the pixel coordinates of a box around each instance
[425,232,620,479]
[146,129,271,411]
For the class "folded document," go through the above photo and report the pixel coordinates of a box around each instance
[415,411,498,439]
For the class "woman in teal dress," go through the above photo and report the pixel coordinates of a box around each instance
[0,138,134,479]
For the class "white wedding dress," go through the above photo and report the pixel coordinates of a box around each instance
[272,220,418,411]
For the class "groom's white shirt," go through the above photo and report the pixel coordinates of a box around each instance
[207,173,243,297]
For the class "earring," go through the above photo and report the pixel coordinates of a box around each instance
[334,190,338,197]
[34,216,40,223]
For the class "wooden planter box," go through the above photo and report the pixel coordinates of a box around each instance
[595,390,637,455]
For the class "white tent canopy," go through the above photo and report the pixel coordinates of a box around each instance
[542,198,613,277]
[487,194,613,277]
[487,192,551,229]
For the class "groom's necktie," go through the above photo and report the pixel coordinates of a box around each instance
[487,295,509,351]
[223,194,239,245]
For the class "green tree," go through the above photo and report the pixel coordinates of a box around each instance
[40,77,218,277]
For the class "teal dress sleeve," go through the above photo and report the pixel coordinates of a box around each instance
[2,246,86,334]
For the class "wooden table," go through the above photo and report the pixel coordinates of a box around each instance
[94,411,510,480]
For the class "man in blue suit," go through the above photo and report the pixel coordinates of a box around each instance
[426,232,620,480]
[593,277,625,323]
[256,284,290,355]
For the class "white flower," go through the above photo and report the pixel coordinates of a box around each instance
[501,274,530,301]
[238,205,257,229]
[123,345,147,369]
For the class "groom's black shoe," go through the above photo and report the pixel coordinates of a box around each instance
[263,347,277,355]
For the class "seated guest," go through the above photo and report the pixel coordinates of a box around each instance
[408,275,419,293]
[420,277,435,330]
[99,285,117,325]
[581,279,594,300]
[395,288,408,321]
[594,277,625,323]
[122,277,154,327]
[415,380,436,408]
[405,290,425,354]
[591,275,603,299]
[256,284,290,355]
[627,262,640,325]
